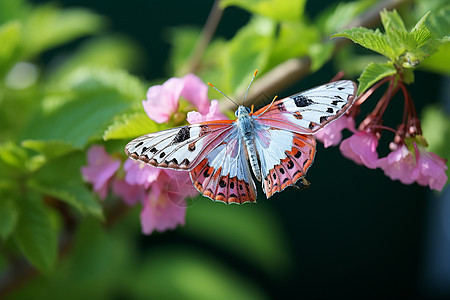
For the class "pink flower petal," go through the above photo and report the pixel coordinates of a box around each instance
[180,74,210,114]
[81,145,120,199]
[142,77,184,123]
[140,187,187,235]
[340,131,379,169]
[378,145,416,184]
[412,144,448,191]
[187,100,227,124]
[112,177,145,206]
[316,115,356,148]
[123,159,161,189]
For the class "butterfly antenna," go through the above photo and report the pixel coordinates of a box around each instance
[207,82,239,107]
[243,69,258,106]
[257,95,278,116]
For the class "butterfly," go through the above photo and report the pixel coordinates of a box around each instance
[125,77,356,204]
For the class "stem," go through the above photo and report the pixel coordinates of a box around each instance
[182,0,223,75]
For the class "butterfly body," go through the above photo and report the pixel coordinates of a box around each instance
[125,80,357,204]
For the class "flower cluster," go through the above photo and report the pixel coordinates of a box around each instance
[82,74,225,234]
[316,76,448,191]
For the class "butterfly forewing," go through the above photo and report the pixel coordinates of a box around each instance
[253,80,357,133]
[125,121,235,170]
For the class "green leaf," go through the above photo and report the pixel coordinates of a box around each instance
[420,42,450,74]
[127,247,268,300]
[28,152,104,219]
[47,36,144,82]
[183,200,292,275]
[166,26,201,74]
[222,16,275,93]
[23,69,145,147]
[0,196,18,239]
[0,0,29,24]
[357,62,396,95]
[103,112,159,140]
[221,0,306,21]
[411,11,432,48]
[309,42,334,71]
[14,195,57,272]
[21,4,104,58]
[332,27,396,61]
[21,140,78,160]
[267,21,319,70]
[0,142,28,171]
[421,105,450,158]
[0,21,21,71]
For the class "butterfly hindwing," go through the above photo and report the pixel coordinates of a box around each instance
[254,125,316,197]
[189,128,257,204]
[125,121,235,170]
[253,80,357,134]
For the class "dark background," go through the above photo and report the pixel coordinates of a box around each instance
[30,0,449,298]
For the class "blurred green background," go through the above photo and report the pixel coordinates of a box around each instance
[1,0,449,299]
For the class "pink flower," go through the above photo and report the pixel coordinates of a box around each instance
[140,170,196,234]
[142,73,212,123]
[340,131,379,169]
[112,178,145,206]
[187,100,226,124]
[81,145,121,199]
[412,143,448,191]
[316,115,356,148]
[123,159,161,189]
[378,144,416,184]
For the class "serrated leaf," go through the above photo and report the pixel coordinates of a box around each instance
[0,196,18,238]
[221,0,306,21]
[28,152,104,219]
[103,112,159,140]
[412,11,431,48]
[21,4,104,58]
[357,62,396,95]
[14,195,57,272]
[332,27,396,60]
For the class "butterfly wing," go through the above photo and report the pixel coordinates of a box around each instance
[252,80,356,197]
[125,120,235,170]
[253,125,316,198]
[189,128,257,204]
[252,80,357,134]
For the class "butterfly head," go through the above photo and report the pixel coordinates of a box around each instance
[235,106,251,118]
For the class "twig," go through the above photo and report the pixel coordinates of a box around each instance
[182,0,223,75]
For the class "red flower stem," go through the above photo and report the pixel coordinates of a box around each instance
[355,76,392,106]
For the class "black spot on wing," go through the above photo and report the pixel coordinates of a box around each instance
[172,126,190,144]
[293,95,313,107]
[326,108,333,113]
